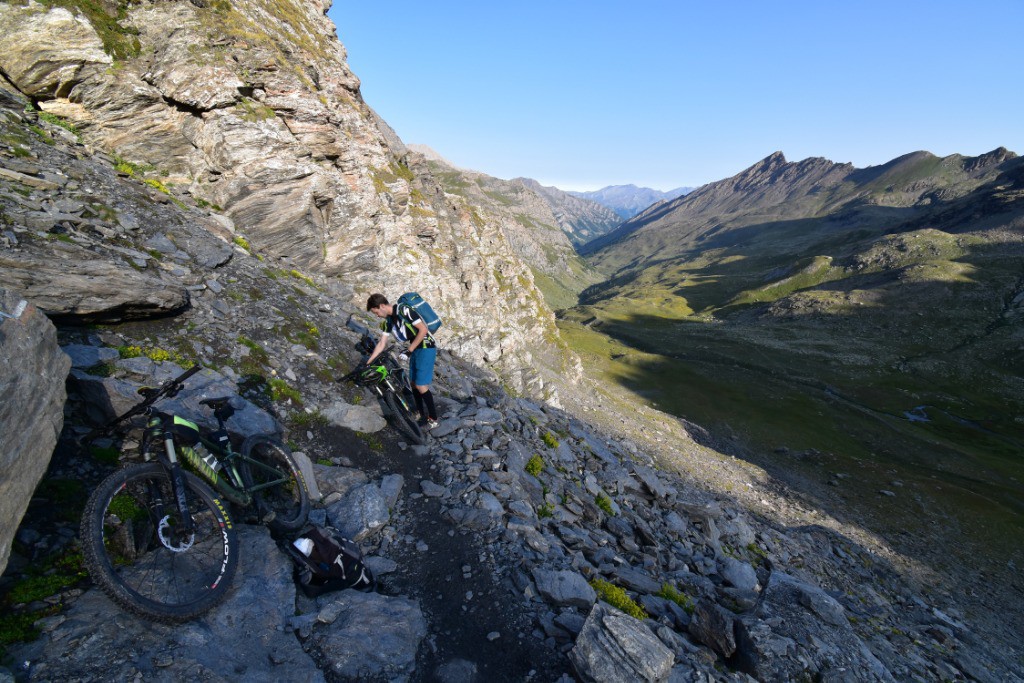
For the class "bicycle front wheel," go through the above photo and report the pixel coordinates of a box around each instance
[80,462,238,623]
[239,436,310,533]
[384,389,425,445]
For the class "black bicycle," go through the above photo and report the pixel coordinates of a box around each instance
[79,365,310,622]
[342,335,425,445]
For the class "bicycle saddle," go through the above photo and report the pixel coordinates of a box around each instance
[200,397,233,410]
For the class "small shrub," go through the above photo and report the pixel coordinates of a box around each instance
[83,362,115,377]
[316,458,333,466]
[143,177,171,195]
[288,269,316,289]
[28,125,54,144]
[394,162,414,181]
[656,583,695,615]
[357,431,383,452]
[525,453,543,477]
[541,431,559,449]
[38,111,78,137]
[292,410,328,427]
[269,378,302,405]
[107,493,147,522]
[590,579,648,620]
[233,235,252,253]
[0,610,48,656]
[537,503,554,519]
[595,493,614,516]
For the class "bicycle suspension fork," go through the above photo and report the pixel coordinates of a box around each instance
[160,432,197,536]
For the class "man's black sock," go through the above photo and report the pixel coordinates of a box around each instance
[422,390,437,420]
[413,390,426,419]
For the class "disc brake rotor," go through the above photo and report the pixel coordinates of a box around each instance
[157,515,195,552]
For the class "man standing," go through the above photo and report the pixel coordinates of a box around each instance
[365,293,439,428]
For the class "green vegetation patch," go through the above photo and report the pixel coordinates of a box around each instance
[525,453,544,477]
[38,111,79,137]
[107,492,147,522]
[357,431,384,452]
[595,492,614,516]
[235,98,275,122]
[116,345,192,367]
[269,378,302,405]
[291,410,329,428]
[541,431,560,449]
[656,583,695,614]
[37,0,141,59]
[590,579,647,619]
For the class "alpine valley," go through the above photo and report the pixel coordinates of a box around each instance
[0,1,1022,682]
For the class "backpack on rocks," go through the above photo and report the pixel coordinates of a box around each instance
[286,525,375,597]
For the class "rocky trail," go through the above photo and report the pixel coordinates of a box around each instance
[312,422,569,681]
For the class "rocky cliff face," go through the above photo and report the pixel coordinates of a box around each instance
[0,288,69,575]
[0,0,572,398]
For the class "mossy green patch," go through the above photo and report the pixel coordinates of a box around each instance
[269,378,302,405]
[590,579,647,619]
[595,492,614,516]
[656,583,695,614]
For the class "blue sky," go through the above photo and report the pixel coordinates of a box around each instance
[327,1,1023,191]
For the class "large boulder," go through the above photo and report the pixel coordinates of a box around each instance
[0,3,111,98]
[305,590,427,682]
[733,571,895,681]
[0,289,70,575]
[0,247,189,322]
[569,601,675,683]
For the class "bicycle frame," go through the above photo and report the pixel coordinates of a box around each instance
[141,415,290,509]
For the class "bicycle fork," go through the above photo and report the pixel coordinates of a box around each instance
[161,433,197,537]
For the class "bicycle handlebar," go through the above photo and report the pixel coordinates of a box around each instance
[80,364,202,444]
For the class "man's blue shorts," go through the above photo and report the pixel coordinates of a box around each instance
[408,347,437,386]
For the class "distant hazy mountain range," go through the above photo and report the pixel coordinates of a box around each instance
[569,184,694,219]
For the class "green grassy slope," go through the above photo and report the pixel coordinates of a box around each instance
[566,149,1024,570]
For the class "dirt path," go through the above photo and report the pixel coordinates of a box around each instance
[309,423,569,682]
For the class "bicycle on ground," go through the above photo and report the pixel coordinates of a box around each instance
[79,365,311,622]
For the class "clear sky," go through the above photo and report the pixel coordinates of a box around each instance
[326,1,1023,192]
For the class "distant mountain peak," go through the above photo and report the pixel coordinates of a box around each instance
[568,184,694,220]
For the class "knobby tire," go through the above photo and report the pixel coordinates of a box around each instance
[80,462,238,623]
[239,436,310,533]
[384,388,425,445]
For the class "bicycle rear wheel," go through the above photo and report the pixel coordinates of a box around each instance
[239,436,310,533]
[80,462,238,623]
[385,389,425,445]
